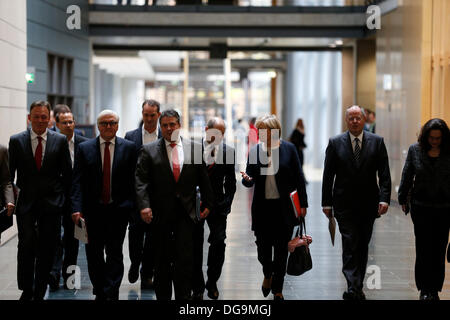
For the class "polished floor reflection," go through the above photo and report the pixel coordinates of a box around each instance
[0,167,449,300]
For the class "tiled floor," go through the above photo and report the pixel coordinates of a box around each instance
[0,168,449,300]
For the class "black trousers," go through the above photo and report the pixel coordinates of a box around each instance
[254,199,293,294]
[16,207,60,299]
[153,202,195,300]
[128,211,154,278]
[50,213,80,285]
[85,204,129,299]
[192,211,228,294]
[411,205,450,292]
[335,210,376,293]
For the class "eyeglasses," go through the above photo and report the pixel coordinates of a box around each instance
[99,121,118,127]
[60,121,74,125]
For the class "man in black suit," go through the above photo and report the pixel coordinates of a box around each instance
[322,105,391,300]
[9,100,72,300]
[192,117,236,300]
[49,104,84,137]
[135,109,214,300]
[71,109,137,300]
[124,99,161,288]
[49,110,89,291]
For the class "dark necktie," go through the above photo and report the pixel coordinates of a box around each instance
[35,136,43,171]
[101,141,111,204]
[170,143,180,182]
[354,137,361,165]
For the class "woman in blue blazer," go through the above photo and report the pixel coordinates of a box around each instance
[241,114,308,300]
[398,118,450,300]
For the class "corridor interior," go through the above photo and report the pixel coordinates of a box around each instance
[0,166,448,300]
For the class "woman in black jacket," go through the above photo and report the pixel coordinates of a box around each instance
[241,114,309,300]
[398,118,450,300]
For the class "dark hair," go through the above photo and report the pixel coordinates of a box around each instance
[30,100,51,114]
[54,104,72,122]
[418,118,450,153]
[142,99,160,113]
[159,109,180,125]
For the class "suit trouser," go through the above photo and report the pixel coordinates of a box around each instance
[128,211,154,278]
[153,202,195,300]
[50,213,80,285]
[192,211,228,294]
[411,205,450,292]
[85,204,128,299]
[335,211,376,293]
[16,208,60,299]
[254,199,293,294]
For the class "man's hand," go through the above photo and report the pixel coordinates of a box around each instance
[6,202,15,216]
[322,208,332,218]
[300,207,307,217]
[141,208,153,224]
[378,203,389,216]
[72,212,82,225]
[200,207,210,219]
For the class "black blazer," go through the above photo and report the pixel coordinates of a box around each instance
[398,143,450,208]
[8,129,72,215]
[203,141,237,215]
[135,137,214,223]
[322,131,391,215]
[242,141,308,231]
[71,136,137,216]
[124,126,162,152]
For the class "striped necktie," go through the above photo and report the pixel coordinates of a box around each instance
[354,137,361,165]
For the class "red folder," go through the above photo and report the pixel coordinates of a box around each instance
[290,190,302,218]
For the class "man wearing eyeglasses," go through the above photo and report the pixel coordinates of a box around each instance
[71,110,137,300]
[48,108,89,291]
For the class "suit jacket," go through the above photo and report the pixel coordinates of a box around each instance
[0,145,14,208]
[50,125,84,137]
[398,143,450,208]
[124,126,162,152]
[71,136,137,216]
[8,129,72,215]
[321,131,391,215]
[203,141,236,215]
[135,137,214,223]
[242,141,308,231]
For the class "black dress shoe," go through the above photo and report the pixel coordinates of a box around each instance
[48,274,60,292]
[141,276,153,289]
[419,291,432,300]
[342,290,358,300]
[261,277,272,298]
[192,292,204,301]
[128,264,140,284]
[19,291,33,301]
[206,282,219,300]
[273,293,284,301]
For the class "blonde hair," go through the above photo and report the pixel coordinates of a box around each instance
[255,114,282,136]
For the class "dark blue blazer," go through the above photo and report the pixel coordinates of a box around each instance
[242,141,308,231]
[124,126,162,152]
[71,136,137,216]
[8,129,72,215]
[322,131,391,215]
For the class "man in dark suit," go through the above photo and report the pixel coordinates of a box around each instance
[322,105,391,300]
[124,99,161,288]
[49,109,89,291]
[9,100,72,300]
[71,109,137,300]
[192,117,236,300]
[135,109,214,300]
[49,104,84,137]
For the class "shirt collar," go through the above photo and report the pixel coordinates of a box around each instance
[31,128,48,141]
[142,124,159,136]
[165,137,182,147]
[99,136,116,145]
[349,131,364,142]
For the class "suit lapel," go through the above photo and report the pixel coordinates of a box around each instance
[112,137,121,178]
[343,132,358,168]
[358,132,370,167]
[158,138,175,183]
[95,137,103,177]
[178,138,192,182]
[42,130,54,169]
[136,127,143,148]
[23,130,37,172]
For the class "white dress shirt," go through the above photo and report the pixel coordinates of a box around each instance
[203,140,219,166]
[30,129,47,166]
[165,138,184,174]
[142,125,159,145]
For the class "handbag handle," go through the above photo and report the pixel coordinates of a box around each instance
[298,216,307,237]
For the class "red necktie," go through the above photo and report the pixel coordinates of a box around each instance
[35,136,43,171]
[170,143,180,182]
[101,141,111,204]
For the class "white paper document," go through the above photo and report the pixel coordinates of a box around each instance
[74,218,88,244]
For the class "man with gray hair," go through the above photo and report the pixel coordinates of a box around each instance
[71,109,137,300]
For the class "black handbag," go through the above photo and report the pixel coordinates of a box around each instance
[286,217,312,276]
